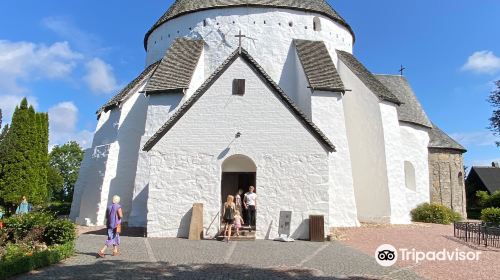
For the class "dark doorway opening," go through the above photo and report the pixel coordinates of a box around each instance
[221,172,256,226]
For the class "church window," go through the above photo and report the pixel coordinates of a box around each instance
[305,26,308,30]
[203,19,207,27]
[232,79,246,96]
[264,20,266,24]
[289,21,293,27]
[404,161,417,191]
[313,17,321,31]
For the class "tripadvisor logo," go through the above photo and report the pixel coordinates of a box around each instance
[375,244,397,267]
[375,244,482,267]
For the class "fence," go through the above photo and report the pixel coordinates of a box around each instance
[454,222,500,248]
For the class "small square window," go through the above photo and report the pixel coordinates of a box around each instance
[232,79,246,95]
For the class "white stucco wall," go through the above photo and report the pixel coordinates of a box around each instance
[185,48,205,99]
[311,91,359,227]
[104,85,149,223]
[337,60,392,223]
[129,93,184,227]
[147,57,331,239]
[145,7,353,102]
[399,123,431,213]
[379,102,410,224]
[92,109,120,148]
[69,148,92,221]
[72,143,118,226]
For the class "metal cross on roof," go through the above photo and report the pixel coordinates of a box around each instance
[399,65,406,76]
[235,30,247,54]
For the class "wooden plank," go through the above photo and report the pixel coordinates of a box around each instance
[189,203,204,240]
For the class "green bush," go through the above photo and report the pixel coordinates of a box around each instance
[45,202,72,216]
[43,219,76,246]
[411,203,463,225]
[481,207,500,225]
[0,211,77,278]
[2,212,75,245]
[0,242,74,280]
[476,191,500,208]
[3,212,53,242]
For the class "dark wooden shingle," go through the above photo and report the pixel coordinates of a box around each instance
[294,40,344,92]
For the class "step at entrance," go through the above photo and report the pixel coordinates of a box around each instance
[216,226,256,241]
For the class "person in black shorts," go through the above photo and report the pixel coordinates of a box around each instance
[223,195,236,242]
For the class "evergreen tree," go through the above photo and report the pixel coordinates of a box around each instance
[0,98,49,206]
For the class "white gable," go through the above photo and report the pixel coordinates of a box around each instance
[151,56,329,155]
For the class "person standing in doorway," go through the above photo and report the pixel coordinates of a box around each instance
[223,195,236,242]
[98,195,123,257]
[235,189,244,224]
[244,186,257,231]
[15,196,31,215]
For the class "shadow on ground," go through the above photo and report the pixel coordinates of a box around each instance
[82,227,146,237]
[21,261,381,280]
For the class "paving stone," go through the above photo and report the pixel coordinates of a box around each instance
[14,234,424,279]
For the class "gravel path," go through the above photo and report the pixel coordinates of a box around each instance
[338,223,500,280]
[15,233,422,279]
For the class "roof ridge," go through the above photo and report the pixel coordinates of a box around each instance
[96,61,161,116]
[336,50,401,105]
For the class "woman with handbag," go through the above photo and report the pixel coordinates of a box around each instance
[98,195,123,258]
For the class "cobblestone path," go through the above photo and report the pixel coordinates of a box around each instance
[16,234,423,279]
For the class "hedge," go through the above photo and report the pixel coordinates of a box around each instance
[481,207,500,225]
[0,241,74,280]
[411,203,462,225]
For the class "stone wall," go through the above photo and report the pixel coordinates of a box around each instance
[428,148,466,217]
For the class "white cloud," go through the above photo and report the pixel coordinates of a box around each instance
[48,102,92,148]
[462,50,500,74]
[0,40,83,94]
[0,95,38,125]
[83,58,119,94]
[450,131,498,147]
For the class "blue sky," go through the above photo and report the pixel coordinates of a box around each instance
[0,0,498,167]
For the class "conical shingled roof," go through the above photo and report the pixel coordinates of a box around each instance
[144,0,354,49]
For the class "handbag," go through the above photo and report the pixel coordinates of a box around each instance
[116,223,122,234]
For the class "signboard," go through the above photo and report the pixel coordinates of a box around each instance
[278,211,292,236]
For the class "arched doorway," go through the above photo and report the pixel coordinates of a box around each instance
[221,155,257,227]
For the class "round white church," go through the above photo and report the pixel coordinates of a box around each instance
[70,0,467,239]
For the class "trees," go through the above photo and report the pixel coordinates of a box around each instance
[49,142,84,202]
[0,98,49,206]
[489,81,500,147]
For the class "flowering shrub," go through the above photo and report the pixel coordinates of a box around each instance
[411,203,462,225]
[0,211,76,279]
